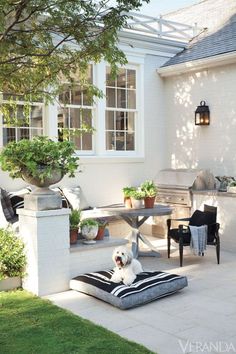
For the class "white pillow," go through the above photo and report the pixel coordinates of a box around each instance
[62,186,89,210]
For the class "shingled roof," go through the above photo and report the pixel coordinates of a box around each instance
[162,13,236,67]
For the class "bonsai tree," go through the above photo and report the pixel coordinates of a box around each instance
[0,136,79,185]
[0,228,26,280]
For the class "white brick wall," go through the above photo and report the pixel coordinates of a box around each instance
[164,0,236,33]
[18,208,71,296]
[193,192,236,252]
[163,62,236,176]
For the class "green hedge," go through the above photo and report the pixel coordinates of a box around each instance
[0,228,26,280]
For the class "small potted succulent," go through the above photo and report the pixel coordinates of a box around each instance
[140,180,158,208]
[122,186,136,208]
[69,209,81,244]
[130,188,145,209]
[80,219,99,244]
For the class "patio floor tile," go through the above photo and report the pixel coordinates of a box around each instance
[45,239,236,354]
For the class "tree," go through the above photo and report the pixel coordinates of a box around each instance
[0,0,149,102]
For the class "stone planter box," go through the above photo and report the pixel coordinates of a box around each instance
[0,276,22,291]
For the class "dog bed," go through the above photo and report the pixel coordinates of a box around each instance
[70,270,188,309]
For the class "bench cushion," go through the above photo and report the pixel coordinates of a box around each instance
[0,188,15,222]
[70,270,188,310]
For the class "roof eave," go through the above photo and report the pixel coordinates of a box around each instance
[157,51,236,77]
[118,30,187,56]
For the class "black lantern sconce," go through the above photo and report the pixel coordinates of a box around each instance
[195,101,210,126]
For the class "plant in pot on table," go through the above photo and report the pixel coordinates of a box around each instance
[80,219,99,244]
[122,186,136,208]
[69,209,81,245]
[130,188,145,209]
[140,180,158,208]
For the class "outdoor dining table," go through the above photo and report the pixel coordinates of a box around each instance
[85,204,172,258]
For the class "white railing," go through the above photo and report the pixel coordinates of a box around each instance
[123,12,200,42]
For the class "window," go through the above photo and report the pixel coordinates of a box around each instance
[0,94,44,146]
[58,65,94,152]
[105,67,137,151]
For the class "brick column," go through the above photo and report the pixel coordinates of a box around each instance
[17,208,70,296]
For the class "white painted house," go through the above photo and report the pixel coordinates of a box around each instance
[2,0,236,296]
[1,0,236,245]
[0,11,197,208]
[160,0,236,175]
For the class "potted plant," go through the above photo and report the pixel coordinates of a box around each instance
[69,209,81,244]
[95,219,108,240]
[130,188,145,209]
[140,180,158,208]
[122,186,136,208]
[80,219,99,244]
[0,227,26,291]
[0,136,79,190]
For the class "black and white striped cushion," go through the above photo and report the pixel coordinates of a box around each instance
[8,187,32,216]
[70,270,188,309]
[0,188,15,222]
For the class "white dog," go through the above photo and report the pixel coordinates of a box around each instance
[110,246,143,286]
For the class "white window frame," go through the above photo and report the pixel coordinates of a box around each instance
[0,56,145,161]
[0,93,45,147]
[93,57,144,158]
[56,65,95,155]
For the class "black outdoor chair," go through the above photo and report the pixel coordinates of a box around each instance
[167,204,220,267]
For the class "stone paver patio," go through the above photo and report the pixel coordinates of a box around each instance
[45,239,236,354]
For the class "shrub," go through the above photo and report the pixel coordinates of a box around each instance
[0,228,26,280]
[0,136,79,183]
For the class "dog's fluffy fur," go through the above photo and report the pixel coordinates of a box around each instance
[110,246,143,286]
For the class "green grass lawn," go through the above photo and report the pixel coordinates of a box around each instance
[0,290,154,354]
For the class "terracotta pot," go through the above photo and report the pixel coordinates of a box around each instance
[124,196,132,208]
[144,196,156,208]
[70,228,78,244]
[95,226,105,240]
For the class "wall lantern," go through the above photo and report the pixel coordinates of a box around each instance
[195,101,210,126]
